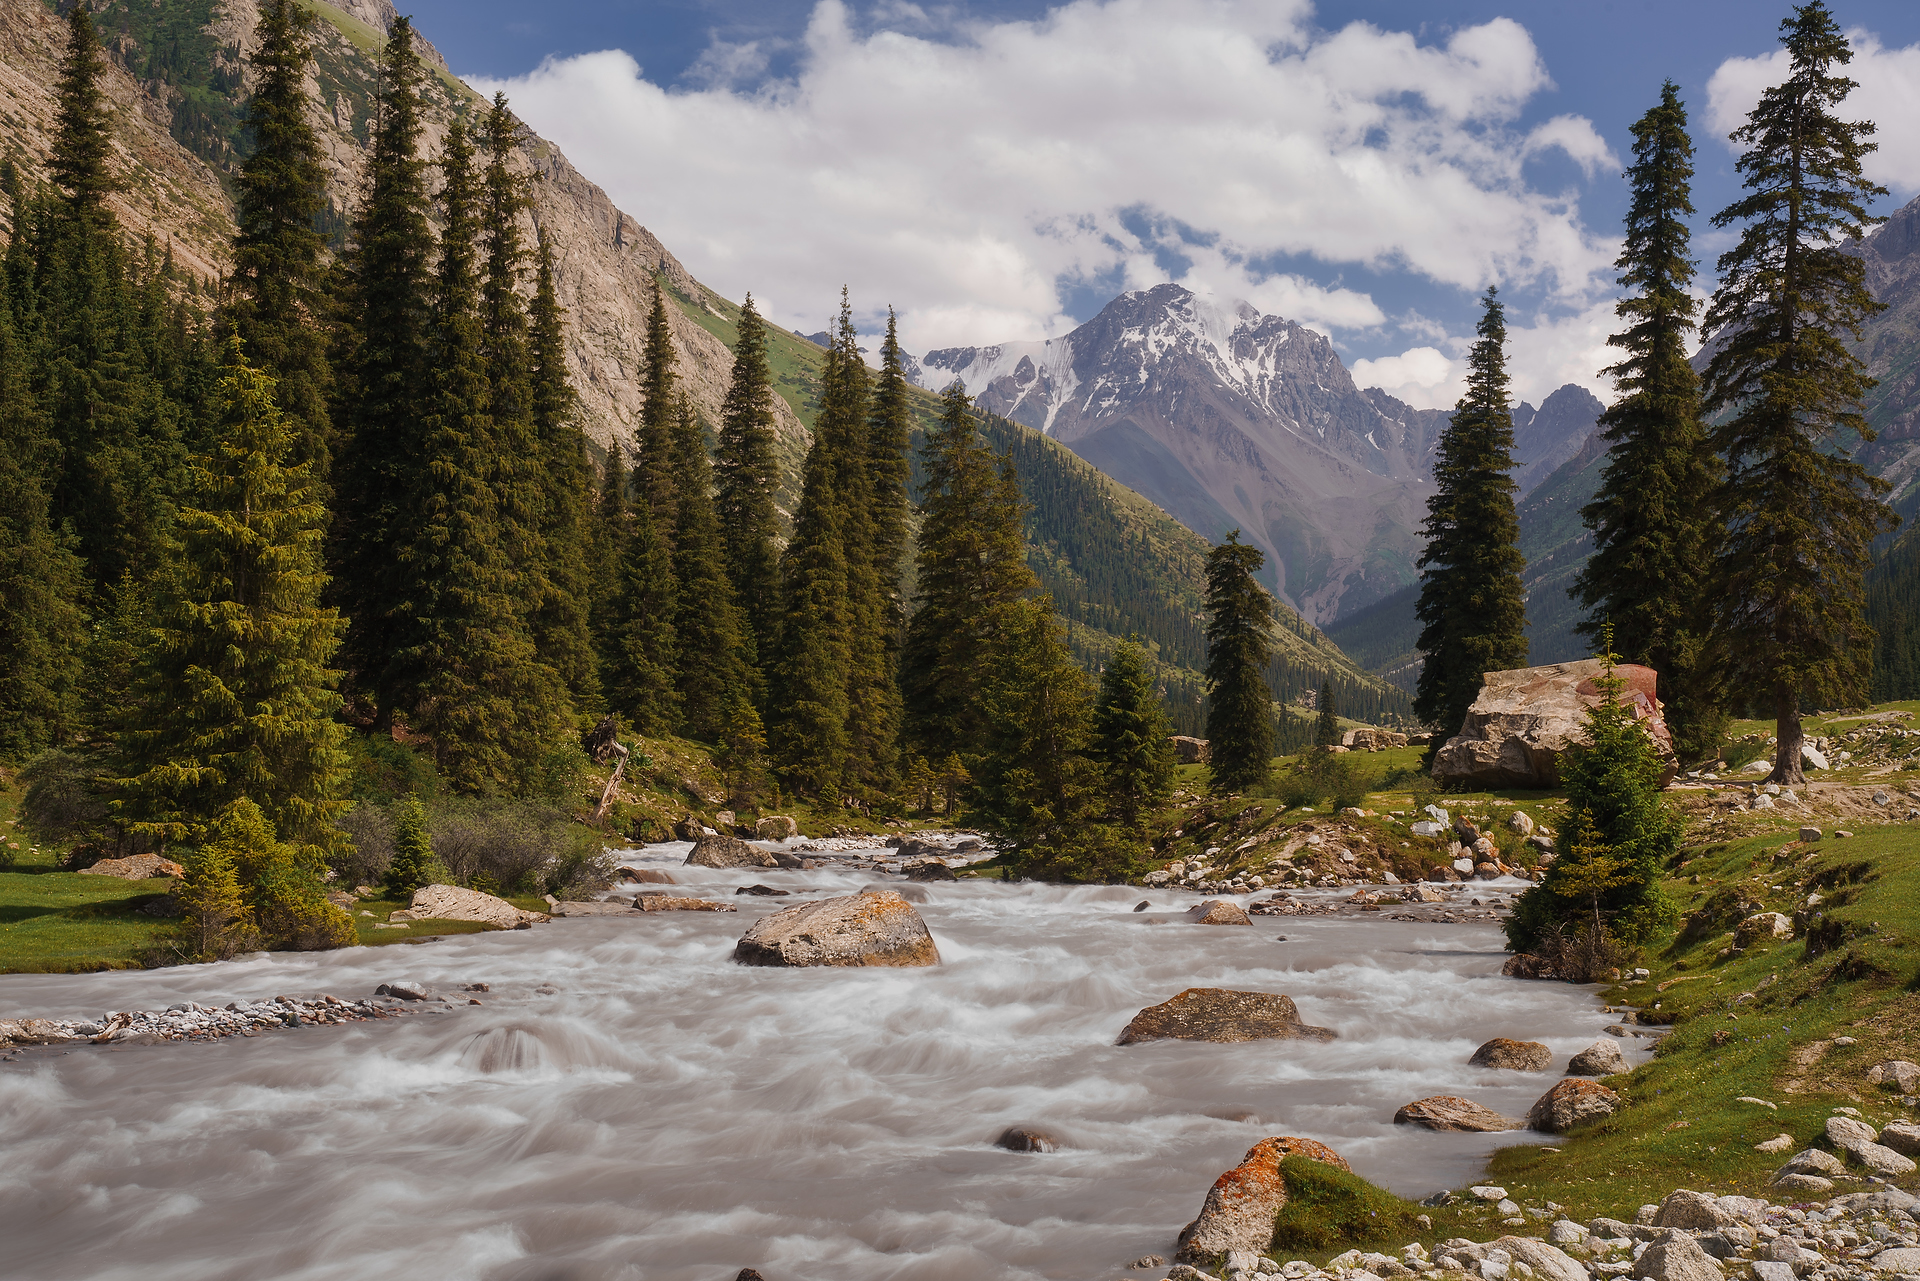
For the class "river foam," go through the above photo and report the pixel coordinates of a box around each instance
[0,845,1639,1280]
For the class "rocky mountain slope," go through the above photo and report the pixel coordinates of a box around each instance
[912,284,1602,628]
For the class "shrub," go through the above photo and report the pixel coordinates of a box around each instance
[333,802,393,888]
[1269,1156,1427,1254]
[19,749,111,848]
[525,739,591,807]
[211,798,352,953]
[429,799,591,894]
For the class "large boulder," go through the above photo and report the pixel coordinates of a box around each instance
[1169,736,1211,764]
[78,852,185,879]
[1185,899,1252,926]
[1116,989,1336,1045]
[1635,1233,1724,1281]
[1880,1121,1920,1157]
[754,815,799,841]
[1526,1078,1620,1133]
[1567,1039,1629,1077]
[1867,1060,1920,1094]
[685,833,779,868]
[618,867,676,884]
[732,888,939,967]
[1393,1096,1517,1132]
[1432,659,1677,790]
[1342,728,1410,752]
[1494,1237,1590,1281]
[1174,1137,1350,1263]
[408,883,549,928]
[1469,1037,1553,1071]
[1654,1190,1745,1230]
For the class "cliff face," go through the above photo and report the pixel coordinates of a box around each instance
[0,0,809,461]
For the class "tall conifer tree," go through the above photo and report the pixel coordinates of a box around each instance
[115,339,349,859]
[635,279,680,529]
[713,293,781,690]
[868,308,915,643]
[901,383,1036,766]
[1575,83,1724,761]
[606,478,679,735]
[50,4,114,230]
[332,16,432,724]
[668,393,749,740]
[1702,2,1896,785]
[1090,639,1176,832]
[402,120,566,791]
[1413,288,1528,738]
[527,229,598,704]
[590,441,630,686]
[227,0,332,483]
[1203,533,1275,794]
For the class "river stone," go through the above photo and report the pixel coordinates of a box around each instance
[1654,1190,1743,1229]
[1173,1136,1351,1263]
[904,859,957,882]
[635,895,737,912]
[1567,1039,1629,1076]
[618,867,676,884]
[995,1126,1059,1153]
[1432,659,1678,789]
[1115,989,1337,1045]
[1185,899,1252,926]
[1636,1233,1724,1281]
[1871,1249,1920,1272]
[1879,1121,1920,1157]
[410,884,550,928]
[0,1018,81,1045]
[1867,1061,1920,1094]
[732,888,940,967]
[1393,1096,1516,1132]
[77,852,186,879]
[1493,1237,1588,1281]
[550,900,641,915]
[754,815,799,840]
[685,833,779,869]
[1470,1037,1553,1071]
[1526,1078,1620,1133]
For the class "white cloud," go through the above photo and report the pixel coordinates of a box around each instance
[474,0,1618,376]
[1707,28,1920,196]
[1350,346,1457,408]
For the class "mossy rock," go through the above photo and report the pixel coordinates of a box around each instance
[1269,1156,1428,1254]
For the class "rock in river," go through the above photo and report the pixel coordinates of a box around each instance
[1174,1136,1350,1263]
[1526,1078,1620,1133]
[1394,1096,1517,1132]
[1566,1039,1629,1077]
[1184,899,1252,926]
[995,1127,1059,1153]
[685,833,779,869]
[1469,1037,1552,1071]
[1116,989,1336,1045]
[409,884,549,928]
[732,888,940,967]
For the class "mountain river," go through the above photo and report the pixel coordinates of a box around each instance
[0,843,1639,1281]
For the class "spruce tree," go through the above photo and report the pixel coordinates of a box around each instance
[401,119,567,791]
[767,304,857,797]
[527,229,598,704]
[901,382,1037,765]
[606,483,680,735]
[384,793,446,897]
[227,0,332,483]
[713,293,781,692]
[979,598,1140,882]
[668,392,749,741]
[635,279,680,529]
[1203,532,1276,794]
[1090,639,1177,831]
[213,795,355,950]
[590,440,631,682]
[1574,83,1724,762]
[1313,681,1339,748]
[868,308,915,647]
[114,338,350,859]
[1701,1,1896,785]
[50,4,114,230]
[0,284,87,758]
[174,817,257,961]
[332,16,432,724]
[1413,288,1529,739]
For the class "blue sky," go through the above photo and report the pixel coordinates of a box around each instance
[417,1,1920,407]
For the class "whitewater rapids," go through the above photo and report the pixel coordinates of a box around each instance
[0,845,1636,1280]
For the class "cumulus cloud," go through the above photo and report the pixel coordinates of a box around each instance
[473,0,1621,404]
[1707,28,1920,196]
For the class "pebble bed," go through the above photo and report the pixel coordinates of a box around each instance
[0,987,461,1051]
[1149,1185,1920,1281]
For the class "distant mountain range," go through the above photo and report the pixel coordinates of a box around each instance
[909,283,1603,628]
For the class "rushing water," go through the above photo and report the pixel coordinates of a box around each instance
[0,844,1639,1281]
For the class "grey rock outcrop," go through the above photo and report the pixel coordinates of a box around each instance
[1636,1233,1725,1281]
[732,889,940,967]
[1867,1060,1920,1094]
[1170,736,1211,764]
[1116,989,1337,1045]
[1432,659,1678,789]
[1879,1120,1920,1157]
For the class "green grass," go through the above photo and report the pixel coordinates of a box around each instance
[0,774,171,972]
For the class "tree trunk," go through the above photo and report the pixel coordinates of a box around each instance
[593,743,630,826]
[1770,685,1805,785]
